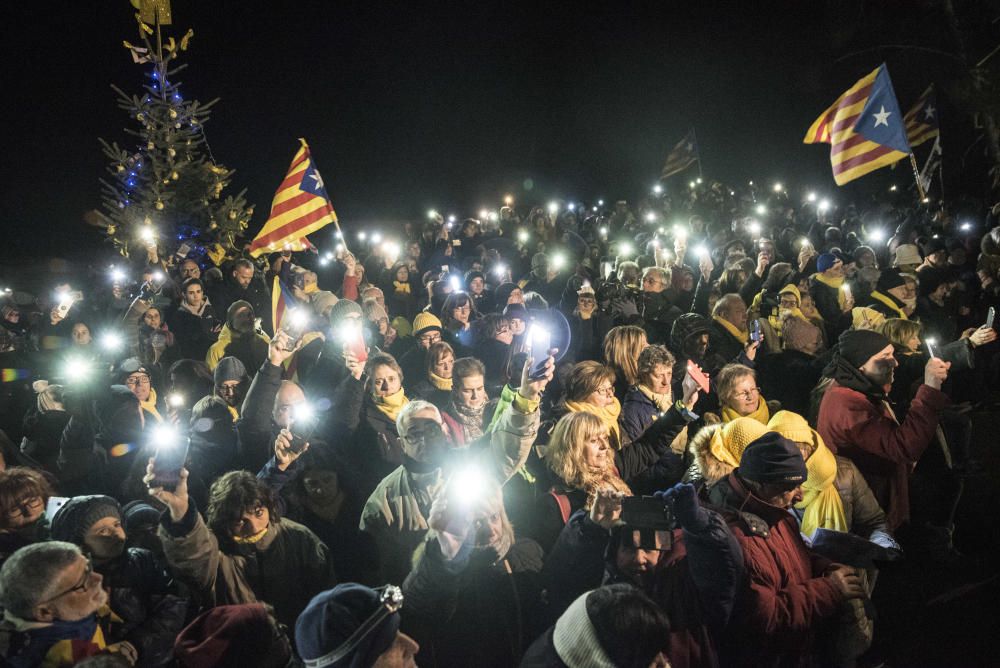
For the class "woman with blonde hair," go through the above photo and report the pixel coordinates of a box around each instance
[602,325,648,398]
[714,363,774,424]
[411,341,454,410]
[768,410,896,547]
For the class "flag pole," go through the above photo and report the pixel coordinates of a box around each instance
[908,154,927,201]
[693,128,703,180]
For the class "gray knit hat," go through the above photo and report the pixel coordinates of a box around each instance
[213,356,248,386]
[328,299,363,329]
[50,495,123,545]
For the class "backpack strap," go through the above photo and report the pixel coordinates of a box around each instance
[548,489,572,525]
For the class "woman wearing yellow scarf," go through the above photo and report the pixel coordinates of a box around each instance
[563,361,624,449]
[768,410,897,547]
[411,341,454,410]
[715,364,770,424]
[687,417,768,486]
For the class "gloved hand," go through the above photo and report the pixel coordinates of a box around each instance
[654,482,710,534]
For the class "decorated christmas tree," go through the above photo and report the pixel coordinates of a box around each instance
[97,8,254,263]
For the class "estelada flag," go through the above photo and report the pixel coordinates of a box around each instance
[903,85,939,149]
[249,139,338,257]
[804,64,911,185]
[660,130,699,180]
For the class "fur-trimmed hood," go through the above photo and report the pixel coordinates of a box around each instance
[688,423,732,486]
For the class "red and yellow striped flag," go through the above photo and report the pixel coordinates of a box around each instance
[804,65,911,186]
[903,85,939,149]
[249,139,338,257]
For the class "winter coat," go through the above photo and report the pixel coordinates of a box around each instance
[542,509,743,668]
[789,456,897,549]
[359,401,540,585]
[618,387,689,493]
[411,378,451,410]
[158,498,336,628]
[206,324,270,373]
[19,407,71,476]
[167,301,220,361]
[97,547,188,666]
[209,273,273,334]
[706,319,745,367]
[402,536,545,668]
[235,361,284,474]
[816,376,949,530]
[708,474,843,667]
[756,349,826,418]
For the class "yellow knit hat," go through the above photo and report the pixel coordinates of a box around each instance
[412,311,443,336]
[709,417,769,469]
[767,410,815,446]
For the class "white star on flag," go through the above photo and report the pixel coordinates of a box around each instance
[924,105,935,120]
[310,171,325,190]
[873,106,891,127]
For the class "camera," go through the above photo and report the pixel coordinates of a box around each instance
[621,496,675,551]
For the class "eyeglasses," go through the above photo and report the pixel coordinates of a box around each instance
[594,385,615,397]
[733,387,761,401]
[5,495,43,520]
[40,558,93,604]
[126,375,151,387]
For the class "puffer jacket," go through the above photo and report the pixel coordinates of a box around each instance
[158,498,337,628]
[98,547,188,666]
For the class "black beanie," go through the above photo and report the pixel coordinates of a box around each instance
[738,433,807,487]
[50,495,123,545]
[837,329,891,368]
[876,268,907,292]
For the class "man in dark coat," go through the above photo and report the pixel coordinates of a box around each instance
[208,259,273,335]
[708,433,865,667]
[707,294,749,365]
[757,316,826,417]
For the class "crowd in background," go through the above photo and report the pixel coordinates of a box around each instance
[0,177,999,667]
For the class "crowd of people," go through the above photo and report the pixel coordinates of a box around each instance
[0,178,998,667]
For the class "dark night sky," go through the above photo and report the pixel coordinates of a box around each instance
[1,1,994,262]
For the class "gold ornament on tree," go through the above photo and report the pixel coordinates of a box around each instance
[171,171,179,180]
[168,109,177,119]
[167,148,176,158]
[155,200,164,210]
[147,141,155,150]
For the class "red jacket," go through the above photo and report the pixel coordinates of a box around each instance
[709,474,842,667]
[817,382,948,530]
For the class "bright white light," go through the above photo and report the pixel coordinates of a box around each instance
[449,275,460,291]
[504,195,513,206]
[167,393,185,408]
[592,206,598,212]
[289,308,309,329]
[807,192,817,202]
[383,241,401,262]
[427,209,438,220]
[448,215,457,223]
[960,222,972,231]
[567,203,576,212]
[889,185,898,192]
[335,243,344,253]
[493,264,507,277]
[371,232,382,244]
[100,332,123,351]
[518,230,529,243]
[139,226,155,243]
[479,208,489,220]
[528,324,551,356]
[64,357,91,382]
[867,229,886,243]
[645,212,657,222]
[597,199,604,206]
[921,197,930,204]
[151,271,164,282]
[696,178,703,185]
[818,199,831,213]
[619,241,634,256]
[799,237,811,248]
[694,245,709,258]
[755,204,767,216]
[773,183,783,193]
[319,257,329,266]
[551,253,567,271]
[110,268,126,283]
[748,221,762,235]
[151,424,178,449]
[449,466,488,507]
[335,230,343,239]
[358,231,367,241]
[488,211,499,222]
[673,225,688,241]
[599,226,608,236]
[689,181,696,189]
[653,184,663,194]
[547,201,559,215]
[292,401,315,424]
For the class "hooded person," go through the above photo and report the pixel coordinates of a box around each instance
[295,584,418,668]
[768,411,897,550]
[20,380,72,477]
[684,417,769,487]
[816,329,950,530]
[188,396,239,490]
[93,385,146,496]
[867,269,910,320]
[206,301,271,373]
[50,495,187,667]
[708,432,863,666]
[213,356,248,420]
[175,603,293,668]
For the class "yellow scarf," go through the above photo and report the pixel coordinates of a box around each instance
[713,315,748,344]
[852,307,886,330]
[429,372,452,391]
[141,388,163,423]
[374,388,409,422]
[708,417,769,469]
[869,290,908,320]
[232,525,269,544]
[227,405,239,421]
[721,394,769,425]
[768,410,848,536]
[637,384,672,412]
[813,272,847,309]
[393,281,411,294]
[566,398,622,448]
